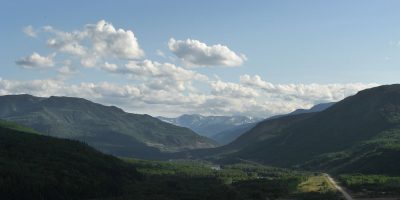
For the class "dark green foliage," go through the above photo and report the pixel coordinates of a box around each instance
[0,120,141,200]
[339,174,400,195]
[295,192,342,200]
[125,159,329,200]
[131,175,238,200]
[0,94,216,158]
[125,158,308,183]
[0,119,38,133]
[233,178,300,199]
[0,120,341,200]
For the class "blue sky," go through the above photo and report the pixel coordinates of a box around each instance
[0,0,397,117]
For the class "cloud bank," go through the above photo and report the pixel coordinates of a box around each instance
[0,77,377,117]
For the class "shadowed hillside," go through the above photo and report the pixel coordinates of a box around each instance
[191,85,400,175]
[0,120,142,200]
[0,95,216,159]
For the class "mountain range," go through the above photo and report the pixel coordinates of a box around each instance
[2,84,400,199]
[0,94,216,159]
[2,84,400,177]
[211,102,335,145]
[267,102,335,120]
[189,84,400,175]
[158,114,262,143]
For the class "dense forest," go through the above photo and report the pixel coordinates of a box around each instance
[0,120,344,200]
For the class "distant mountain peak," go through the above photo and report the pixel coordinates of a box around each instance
[157,114,262,138]
[290,102,335,115]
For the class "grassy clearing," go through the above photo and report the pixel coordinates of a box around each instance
[298,175,337,193]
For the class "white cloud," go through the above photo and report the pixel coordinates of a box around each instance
[0,79,141,101]
[85,20,144,60]
[156,49,166,58]
[0,78,201,116]
[168,38,246,67]
[46,32,87,56]
[58,66,77,76]
[15,52,55,69]
[210,80,259,98]
[102,62,118,71]
[125,60,207,81]
[23,25,37,37]
[0,79,62,97]
[13,20,379,118]
[103,59,208,92]
[239,74,378,103]
[0,77,378,118]
[80,54,98,67]
[42,20,144,67]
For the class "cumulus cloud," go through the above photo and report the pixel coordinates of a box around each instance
[168,38,246,67]
[23,25,37,37]
[102,59,208,92]
[45,28,87,56]
[102,62,118,71]
[124,60,207,81]
[0,79,141,101]
[58,66,77,76]
[210,80,259,98]
[43,20,144,67]
[0,78,202,116]
[80,54,98,67]
[85,20,144,59]
[0,78,213,117]
[239,74,378,103]
[15,52,55,69]
[14,20,379,118]
[0,77,378,118]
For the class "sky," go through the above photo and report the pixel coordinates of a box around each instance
[0,0,399,117]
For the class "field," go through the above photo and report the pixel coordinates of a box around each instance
[298,175,336,193]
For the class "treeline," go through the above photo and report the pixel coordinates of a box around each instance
[125,159,343,200]
[125,158,308,183]
[340,174,400,195]
[0,123,141,200]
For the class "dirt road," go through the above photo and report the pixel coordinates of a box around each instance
[324,173,354,200]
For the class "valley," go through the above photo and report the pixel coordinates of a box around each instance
[1,85,400,199]
[3,1,400,199]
